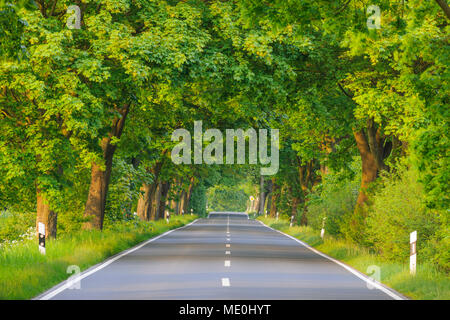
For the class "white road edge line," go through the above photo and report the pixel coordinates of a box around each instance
[221,278,230,287]
[258,220,406,301]
[36,219,199,300]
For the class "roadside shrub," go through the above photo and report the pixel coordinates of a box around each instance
[366,166,441,263]
[307,162,360,237]
[105,157,151,223]
[189,184,208,217]
[0,210,34,244]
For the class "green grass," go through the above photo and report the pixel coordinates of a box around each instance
[0,215,197,300]
[257,216,449,300]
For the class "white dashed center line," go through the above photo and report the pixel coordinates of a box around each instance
[222,278,230,287]
[224,260,231,267]
[225,251,230,255]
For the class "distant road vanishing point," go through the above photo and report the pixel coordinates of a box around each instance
[37,212,404,300]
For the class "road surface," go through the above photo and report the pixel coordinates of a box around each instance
[38,212,403,300]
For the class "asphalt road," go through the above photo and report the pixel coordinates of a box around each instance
[39,212,403,300]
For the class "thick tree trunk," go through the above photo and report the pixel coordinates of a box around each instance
[298,158,319,226]
[158,182,170,219]
[180,190,187,215]
[169,198,176,213]
[150,182,162,220]
[168,179,181,215]
[83,104,130,230]
[137,183,153,221]
[137,160,165,221]
[175,189,186,215]
[300,206,308,225]
[269,181,279,217]
[267,178,279,217]
[291,196,299,224]
[266,196,271,214]
[353,129,379,207]
[36,188,57,239]
[253,196,259,213]
[169,183,177,215]
[83,160,112,230]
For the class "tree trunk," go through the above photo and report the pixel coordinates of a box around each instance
[184,177,195,213]
[353,129,380,207]
[259,175,265,215]
[291,196,299,224]
[169,181,177,215]
[253,196,259,213]
[158,182,170,219]
[137,159,165,221]
[137,183,153,221]
[269,181,279,217]
[435,0,450,19]
[36,188,57,239]
[298,158,318,226]
[300,206,308,225]
[83,104,130,230]
[83,160,112,230]
[178,190,187,215]
[150,182,162,220]
[264,179,273,214]
[266,194,272,214]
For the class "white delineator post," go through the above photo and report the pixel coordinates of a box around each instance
[320,217,326,239]
[166,211,170,223]
[38,222,46,255]
[265,210,267,218]
[410,231,417,275]
[191,208,193,215]
[290,215,294,227]
[276,212,279,221]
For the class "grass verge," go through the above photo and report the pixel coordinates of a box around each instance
[0,215,197,300]
[257,216,449,300]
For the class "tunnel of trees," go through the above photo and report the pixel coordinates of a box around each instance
[0,0,448,272]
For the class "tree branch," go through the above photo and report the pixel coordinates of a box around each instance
[35,0,47,18]
[337,81,354,99]
[50,0,58,16]
[435,0,450,19]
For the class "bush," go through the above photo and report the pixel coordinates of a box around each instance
[307,161,360,237]
[189,184,208,217]
[105,157,151,223]
[0,209,34,244]
[366,166,441,263]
